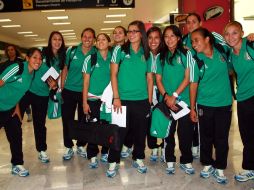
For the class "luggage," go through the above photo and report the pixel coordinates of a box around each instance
[150,102,172,138]
[68,120,121,151]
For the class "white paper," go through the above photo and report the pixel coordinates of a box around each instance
[41,66,59,82]
[170,101,190,120]
[111,105,126,128]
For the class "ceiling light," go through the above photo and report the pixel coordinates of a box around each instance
[106,14,126,18]
[41,9,65,13]
[34,39,46,41]
[0,19,11,22]
[109,8,132,10]
[65,38,77,40]
[62,33,76,36]
[47,16,69,20]
[101,28,115,31]
[103,20,121,23]
[59,29,74,32]
[24,34,38,37]
[52,22,71,25]
[1,25,21,28]
[64,35,77,38]
[17,31,33,34]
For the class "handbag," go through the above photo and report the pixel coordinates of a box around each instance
[47,89,62,119]
[68,119,122,151]
[150,101,172,138]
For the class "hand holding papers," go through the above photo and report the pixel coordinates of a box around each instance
[111,106,126,128]
[41,66,59,82]
[170,101,190,120]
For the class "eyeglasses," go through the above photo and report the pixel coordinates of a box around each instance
[127,30,140,34]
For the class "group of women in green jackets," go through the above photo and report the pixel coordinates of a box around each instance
[0,14,253,184]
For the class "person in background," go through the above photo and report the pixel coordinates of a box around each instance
[146,26,164,162]
[224,21,254,182]
[0,48,42,177]
[156,25,196,175]
[19,31,66,163]
[61,28,97,160]
[190,27,232,184]
[82,33,112,168]
[112,25,127,46]
[106,20,153,178]
[4,44,33,122]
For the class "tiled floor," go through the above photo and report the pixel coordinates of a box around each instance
[0,102,253,190]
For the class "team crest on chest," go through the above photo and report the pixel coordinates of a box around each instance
[244,52,252,61]
[177,56,182,65]
[219,55,225,62]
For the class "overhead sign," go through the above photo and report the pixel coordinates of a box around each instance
[0,0,134,12]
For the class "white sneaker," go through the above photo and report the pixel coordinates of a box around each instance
[150,148,158,162]
[38,151,50,163]
[12,165,29,177]
[133,159,147,173]
[166,162,175,174]
[62,148,74,160]
[76,146,87,158]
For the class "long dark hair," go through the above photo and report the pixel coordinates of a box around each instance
[146,26,163,54]
[161,25,187,65]
[123,20,150,60]
[43,31,66,70]
[5,44,22,60]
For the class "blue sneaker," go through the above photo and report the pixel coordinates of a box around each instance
[63,148,74,160]
[150,148,158,162]
[100,154,108,163]
[76,146,87,159]
[38,151,50,163]
[133,159,147,174]
[200,165,214,178]
[89,157,98,169]
[235,170,254,182]
[180,163,195,175]
[121,146,132,158]
[106,162,119,178]
[12,165,29,177]
[166,162,175,175]
[213,169,228,184]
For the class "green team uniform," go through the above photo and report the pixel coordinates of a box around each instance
[193,48,232,107]
[111,45,152,100]
[229,38,254,101]
[82,51,111,98]
[29,56,60,96]
[64,44,96,92]
[156,50,196,106]
[0,61,34,111]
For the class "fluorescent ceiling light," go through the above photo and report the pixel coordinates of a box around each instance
[62,33,76,36]
[104,20,121,23]
[41,9,65,13]
[65,38,77,40]
[101,28,115,31]
[47,16,68,20]
[106,14,126,18]
[0,19,11,22]
[24,34,38,37]
[109,8,132,10]
[59,29,74,32]
[52,22,71,25]
[1,25,21,28]
[34,39,46,41]
[64,35,77,38]
[17,31,33,34]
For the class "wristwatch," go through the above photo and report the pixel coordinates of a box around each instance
[173,92,178,98]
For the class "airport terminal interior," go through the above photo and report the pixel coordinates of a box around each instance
[1,0,254,189]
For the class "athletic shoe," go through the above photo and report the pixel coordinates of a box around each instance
[150,148,158,162]
[213,169,228,184]
[89,157,98,169]
[235,170,254,182]
[62,148,74,160]
[121,146,132,158]
[166,162,175,175]
[180,163,195,175]
[76,146,87,159]
[200,165,214,178]
[106,162,118,178]
[38,151,50,163]
[100,154,108,163]
[12,165,29,177]
[133,159,147,173]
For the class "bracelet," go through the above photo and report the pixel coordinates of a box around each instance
[163,92,168,101]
